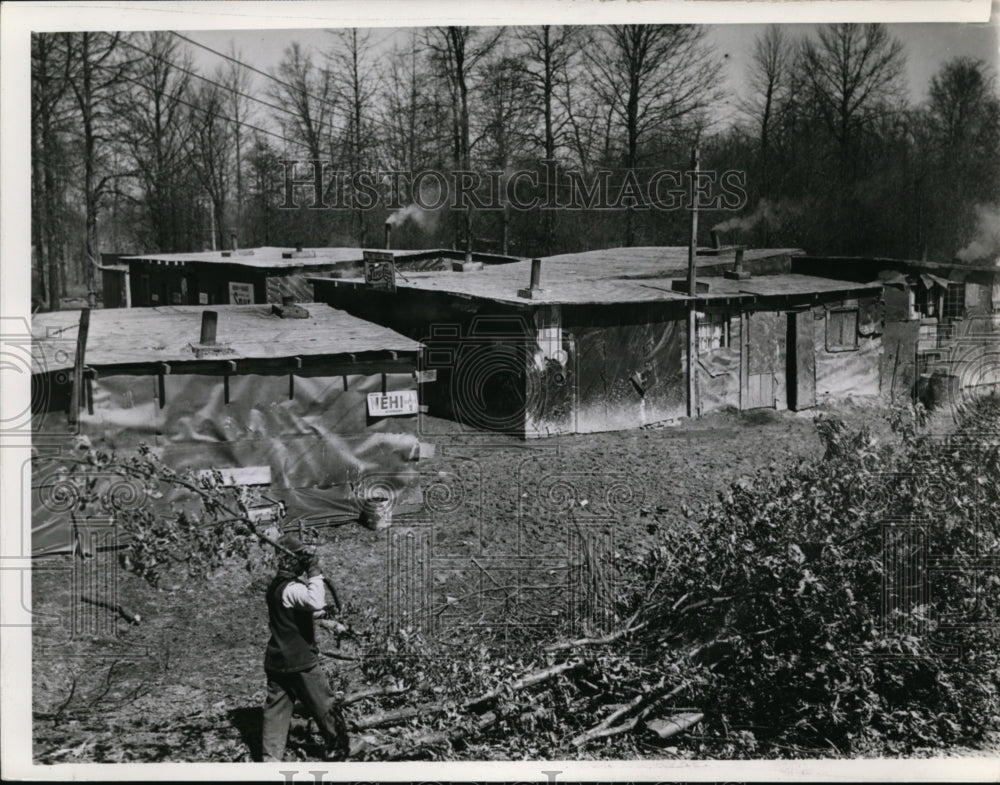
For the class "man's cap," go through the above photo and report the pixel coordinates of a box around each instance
[277,534,306,555]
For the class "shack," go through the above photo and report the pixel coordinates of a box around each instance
[309,246,884,437]
[793,256,1000,405]
[108,246,520,309]
[31,303,429,555]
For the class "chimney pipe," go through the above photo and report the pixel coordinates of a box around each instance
[230,232,238,252]
[530,258,542,289]
[200,310,218,345]
[517,258,546,299]
[282,295,294,307]
[384,220,392,250]
[710,229,721,250]
[734,247,744,272]
[295,242,303,253]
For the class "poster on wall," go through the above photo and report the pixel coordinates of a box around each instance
[228,282,254,304]
[367,389,419,417]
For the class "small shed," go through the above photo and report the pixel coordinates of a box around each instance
[793,256,1000,404]
[309,246,883,437]
[31,303,428,555]
[110,247,520,309]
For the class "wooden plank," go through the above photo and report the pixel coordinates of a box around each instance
[68,308,90,427]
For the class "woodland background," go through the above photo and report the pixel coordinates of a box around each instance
[31,23,1000,306]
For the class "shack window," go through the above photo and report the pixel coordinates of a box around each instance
[697,312,730,353]
[942,282,965,320]
[826,308,858,351]
[915,283,936,317]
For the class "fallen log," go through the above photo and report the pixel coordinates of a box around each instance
[379,711,499,760]
[543,623,647,653]
[341,685,406,706]
[348,659,581,733]
[571,683,686,748]
[351,701,450,730]
[80,594,141,625]
[646,711,703,740]
[463,659,582,710]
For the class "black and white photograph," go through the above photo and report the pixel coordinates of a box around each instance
[2,0,1000,779]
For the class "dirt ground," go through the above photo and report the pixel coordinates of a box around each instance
[31,399,970,763]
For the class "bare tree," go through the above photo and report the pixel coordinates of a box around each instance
[425,26,504,250]
[927,57,1000,156]
[115,32,197,252]
[186,79,234,251]
[380,31,438,174]
[328,29,379,245]
[269,42,338,161]
[585,25,724,245]
[923,56,1000,256]
[222,47,253,238]
[740,26,797,202]
[31,34,73,307]
[475,52,535,254]
[518,25,580,253]
[61,32,133,288]
[800,24,906,161]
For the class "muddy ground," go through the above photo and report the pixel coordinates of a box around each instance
[31,400,986,763]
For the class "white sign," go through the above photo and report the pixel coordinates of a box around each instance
[199,292,209,305]
[229,282,254,304]
[367,390,419,417]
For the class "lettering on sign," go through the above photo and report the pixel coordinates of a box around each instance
[363,251,396,292]
[228,282,254,305]
[367,389,419,417]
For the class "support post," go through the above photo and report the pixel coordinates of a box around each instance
[68,308,91,426]
[687,147,700,418]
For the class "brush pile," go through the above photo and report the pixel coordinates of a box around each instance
[341,396,1000,759]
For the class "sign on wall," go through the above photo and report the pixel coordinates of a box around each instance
[199,292,209,305]
[367,390,419,417]
[363,250,396,292]
[228,282,254,304]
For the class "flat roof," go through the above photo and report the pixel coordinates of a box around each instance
[697,274,882,299]
[313,246,830,306]
[120,247,522,269]
[120,247,428,269]
[32,303,421,374]
[799,255,1000,276]
[541,246,804,278]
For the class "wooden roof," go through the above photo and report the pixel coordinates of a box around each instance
[120,247,522,270]
[32,303,421,374]
[695,274,882,300]
[314,246,807,306]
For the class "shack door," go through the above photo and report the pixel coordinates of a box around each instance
[745,311,785,409]
[786,310,816,411]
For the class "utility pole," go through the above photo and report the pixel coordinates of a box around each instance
[687,146,699,419]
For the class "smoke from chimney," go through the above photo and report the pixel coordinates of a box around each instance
[385,203,438,232]
[713,198,803,236]
[956,203,1000,264]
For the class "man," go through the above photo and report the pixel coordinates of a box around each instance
[262,534,349,761]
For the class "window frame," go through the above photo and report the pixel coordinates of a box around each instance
[696,310,731,354]
[826,307,859,352]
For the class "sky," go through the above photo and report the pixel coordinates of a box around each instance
[179,22,1000,131]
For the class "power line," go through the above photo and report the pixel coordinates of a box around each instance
[168,30,701,177]
[170,30,356,130]
[116,35,315,132]
[96,51,730,196]
[92,60,308,152]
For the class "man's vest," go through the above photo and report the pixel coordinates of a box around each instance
[264,575,319,673]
